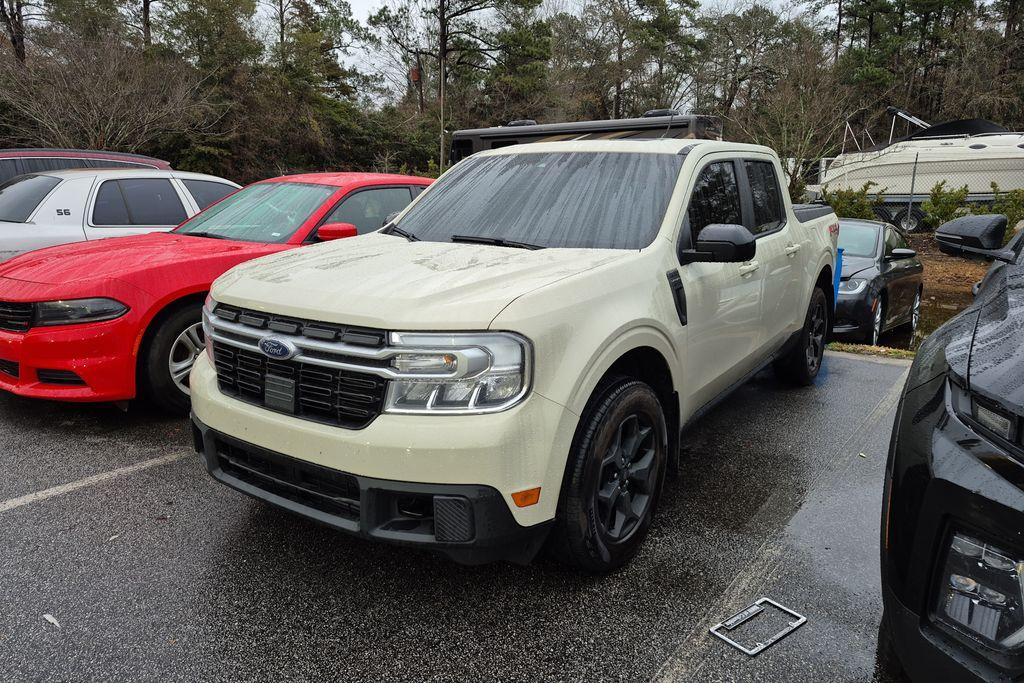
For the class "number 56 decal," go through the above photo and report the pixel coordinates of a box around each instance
[56,209,71,216]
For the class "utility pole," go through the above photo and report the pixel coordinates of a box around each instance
[438,0,446,173]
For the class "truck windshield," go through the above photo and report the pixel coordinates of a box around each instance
[395,152,683,249]
[837,222,880,257]
[0,175,62,223]
[175,181,336,243]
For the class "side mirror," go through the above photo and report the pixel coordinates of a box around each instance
[680,223,756,265]
[317,222,358,241]
[887,248,917,261]
[935,214,1014,262]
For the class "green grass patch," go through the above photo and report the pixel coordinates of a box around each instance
[828,342,916,360]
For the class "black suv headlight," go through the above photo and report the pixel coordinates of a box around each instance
[935,532,1024,652]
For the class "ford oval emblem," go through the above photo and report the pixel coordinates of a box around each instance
[258,336,297,360]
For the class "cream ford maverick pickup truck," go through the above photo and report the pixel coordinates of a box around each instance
[190,140,839,571]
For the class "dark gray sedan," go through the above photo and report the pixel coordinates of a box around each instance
[834,218,924,344]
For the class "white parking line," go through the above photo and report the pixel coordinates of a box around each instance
[0,452,188,514]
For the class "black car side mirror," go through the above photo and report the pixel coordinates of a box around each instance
[680,223,757,265]
[936,214,1015,263]
[887,248,917,261]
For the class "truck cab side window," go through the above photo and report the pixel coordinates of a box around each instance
[745,160,784,234]
[685,161,742,243]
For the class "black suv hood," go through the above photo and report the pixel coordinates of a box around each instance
[968,260,1024,413]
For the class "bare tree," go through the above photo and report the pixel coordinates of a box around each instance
[0,40,218,150]
[1,0,41,63]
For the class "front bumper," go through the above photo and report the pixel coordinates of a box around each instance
[881,375,1024,681]
[190,351,580,554]
[0,317,138,402]
[192,415,552,564]
[833,291,874,338]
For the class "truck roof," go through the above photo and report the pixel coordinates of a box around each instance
[474,138,778,158]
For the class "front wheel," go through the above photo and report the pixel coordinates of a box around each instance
[140,302,204,414]
[774,287,828,386]
[548,378,668,572]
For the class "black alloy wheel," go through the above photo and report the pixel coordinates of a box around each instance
[595,413,658,542]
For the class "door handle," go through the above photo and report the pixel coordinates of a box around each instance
[784,244,801,256]
[738,261,760,275]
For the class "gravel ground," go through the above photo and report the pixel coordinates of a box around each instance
[0,351,908,682]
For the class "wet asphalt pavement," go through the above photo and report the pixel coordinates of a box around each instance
[0,351,908,682]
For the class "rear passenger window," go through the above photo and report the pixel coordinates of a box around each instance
[183,180,236,210]
[92,179,187,226]
[21,158,89,174]
[0,175,62,223]
[685,161,742,243]
[745,160,784,234]
[0,160,18,184]
[92,181,130,225]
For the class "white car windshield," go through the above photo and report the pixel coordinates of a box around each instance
[394,152,683,249]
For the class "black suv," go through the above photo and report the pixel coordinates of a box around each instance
[881,214,1024,681]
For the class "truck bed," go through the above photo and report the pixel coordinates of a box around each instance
[793,203,835,222]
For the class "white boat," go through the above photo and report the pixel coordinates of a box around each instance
[816,108,1024,230]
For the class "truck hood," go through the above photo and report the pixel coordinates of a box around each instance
[968,261,1024,412]
[0,233,280,286]
[212,233,628,329]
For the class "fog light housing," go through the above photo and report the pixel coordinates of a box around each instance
[935,532,1024,651]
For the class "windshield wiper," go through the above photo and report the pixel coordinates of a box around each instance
[181,231,232,240]
[384,224,419,242]
[450,234,545,250]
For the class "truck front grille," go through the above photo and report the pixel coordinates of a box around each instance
[0,302,33,332]
[212,340,387,429]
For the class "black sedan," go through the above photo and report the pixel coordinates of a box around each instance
[880,214,1024,681]
[834,218,924,345]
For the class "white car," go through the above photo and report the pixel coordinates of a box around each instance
[190,139,839,571]
[0,169,239,261]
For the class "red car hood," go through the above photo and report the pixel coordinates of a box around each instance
[0,233,283,286]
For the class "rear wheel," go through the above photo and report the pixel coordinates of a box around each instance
[774,287,828,386]
[140,302,204,414]
[549,377,668,572]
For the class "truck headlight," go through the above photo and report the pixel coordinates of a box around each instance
[35,298,128,326]
[838,278,867,295]
[384,331,531,414]
[935,532,1024,652]
[202,295,215,361]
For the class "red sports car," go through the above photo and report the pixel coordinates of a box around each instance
[0,172,431,412]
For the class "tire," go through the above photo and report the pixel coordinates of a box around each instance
[872,205,893,223]
[548,377,668,572]
[139,302,205,414]
[892,206,926,233]
[774,287,828,386]
[869,297,885,346]
[903,289,921,335]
